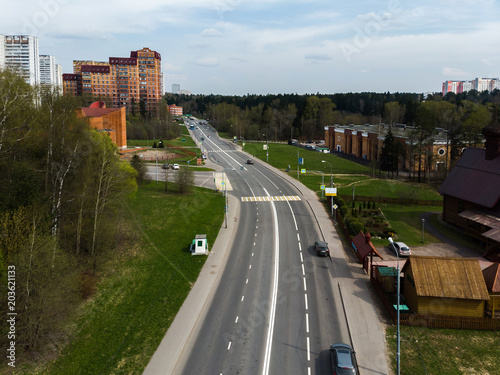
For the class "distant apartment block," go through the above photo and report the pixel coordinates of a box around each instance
[168,104,183,116]
[1,35,40,85]
[172,83,180,93]
[442,78,499,95]
[63,47,162,115]
[39,54,59,87]
[1,35,61,88]
[0,35,5,70]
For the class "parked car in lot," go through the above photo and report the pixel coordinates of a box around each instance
[172,164,180,170]
[314,241,329,257]
[330,343,358,375]
[389,239,411,257]
[162,163,169,169]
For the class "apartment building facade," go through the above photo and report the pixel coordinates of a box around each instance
[2,35,40,85]
[63,47,162,115]
[442,78,499,95]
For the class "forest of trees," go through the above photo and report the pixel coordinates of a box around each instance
[163,90,499,145]
[0,69,138,358]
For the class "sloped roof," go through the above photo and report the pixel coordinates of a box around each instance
[438,148,500,208]
[402,256,490,300]
[482,262,500,293]
[81,107,120,118]
[352,231,383,261]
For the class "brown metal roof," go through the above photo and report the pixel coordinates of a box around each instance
[439,148,500,208]
[352,231,383,262]
[459,210,500,242]
[402,256,490,300]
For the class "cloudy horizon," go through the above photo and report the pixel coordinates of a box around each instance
[2,0,499,95]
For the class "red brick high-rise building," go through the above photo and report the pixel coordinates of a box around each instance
[63,47,162,115]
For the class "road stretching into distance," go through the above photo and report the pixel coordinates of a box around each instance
[144,118,363,375]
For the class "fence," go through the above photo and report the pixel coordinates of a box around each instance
[341,194,443,207]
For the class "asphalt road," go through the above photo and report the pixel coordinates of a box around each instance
[166,125,350,375]
[144,120,388,375]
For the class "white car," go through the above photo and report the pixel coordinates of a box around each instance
[390,241,411,257]
[172,164,180,170]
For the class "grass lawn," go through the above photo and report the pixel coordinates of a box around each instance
[370,204,442,247]
[386,326,500,375]
[37,182,224,375]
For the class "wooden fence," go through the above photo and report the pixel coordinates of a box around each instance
[341,194,443,207]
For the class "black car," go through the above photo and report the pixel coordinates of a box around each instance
[162,163,169,169]
[314,241,329,257]
[330,343,357,375]
[246,159,254,164]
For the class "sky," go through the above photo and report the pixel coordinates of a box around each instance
[2,0,500,95]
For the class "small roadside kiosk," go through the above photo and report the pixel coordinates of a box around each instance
[190,234,208,255]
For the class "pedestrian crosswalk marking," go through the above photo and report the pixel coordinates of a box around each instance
[241,196,301,202]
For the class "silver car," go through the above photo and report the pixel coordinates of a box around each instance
[390,241,411,257]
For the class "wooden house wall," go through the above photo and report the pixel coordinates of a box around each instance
[416,296,485,317]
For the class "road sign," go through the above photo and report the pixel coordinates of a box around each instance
[325,187,337,196]
[320,185,326,190]
[333,204,338,209]
[301,169,306,174]
[263,144,268,150]
[221,181,225,186]
[298,157,304,165]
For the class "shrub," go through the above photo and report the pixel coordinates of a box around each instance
[346,217,363,236]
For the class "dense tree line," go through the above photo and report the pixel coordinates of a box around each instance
[164,90,499,144]
[0,69,137,357]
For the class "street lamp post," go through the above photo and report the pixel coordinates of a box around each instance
[389,237,401,375]
[422,218,425,243]
[322,160,333,217]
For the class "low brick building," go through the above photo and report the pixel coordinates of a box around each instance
[77,101,127,149]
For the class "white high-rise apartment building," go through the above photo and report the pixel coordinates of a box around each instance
[39,54,58,87]
[0,35,5,70]
[2,35,40,85]
[172,83,180,93]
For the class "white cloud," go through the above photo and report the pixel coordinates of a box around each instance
[201,28,223,37]
[442,67,469,76]
[195,57,219,67]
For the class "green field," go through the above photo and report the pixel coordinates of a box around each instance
[386,326,500,375]
[35,182,224,375]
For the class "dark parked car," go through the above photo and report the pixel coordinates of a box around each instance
[162,163,169,169]
[246,159,254,164]
[314,241,329,257]
[330,343,357,375]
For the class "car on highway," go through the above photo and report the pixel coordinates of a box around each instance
[172,164,180,170]
[246,159,254,164]
[389,241,411,257]
[314,241,329,257]
[330,343,357,375]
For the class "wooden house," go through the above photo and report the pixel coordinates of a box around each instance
[402,256,490,317]
[482,262,500,318]
[438,121,500,260]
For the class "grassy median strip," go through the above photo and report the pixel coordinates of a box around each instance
[41,182,224,375]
